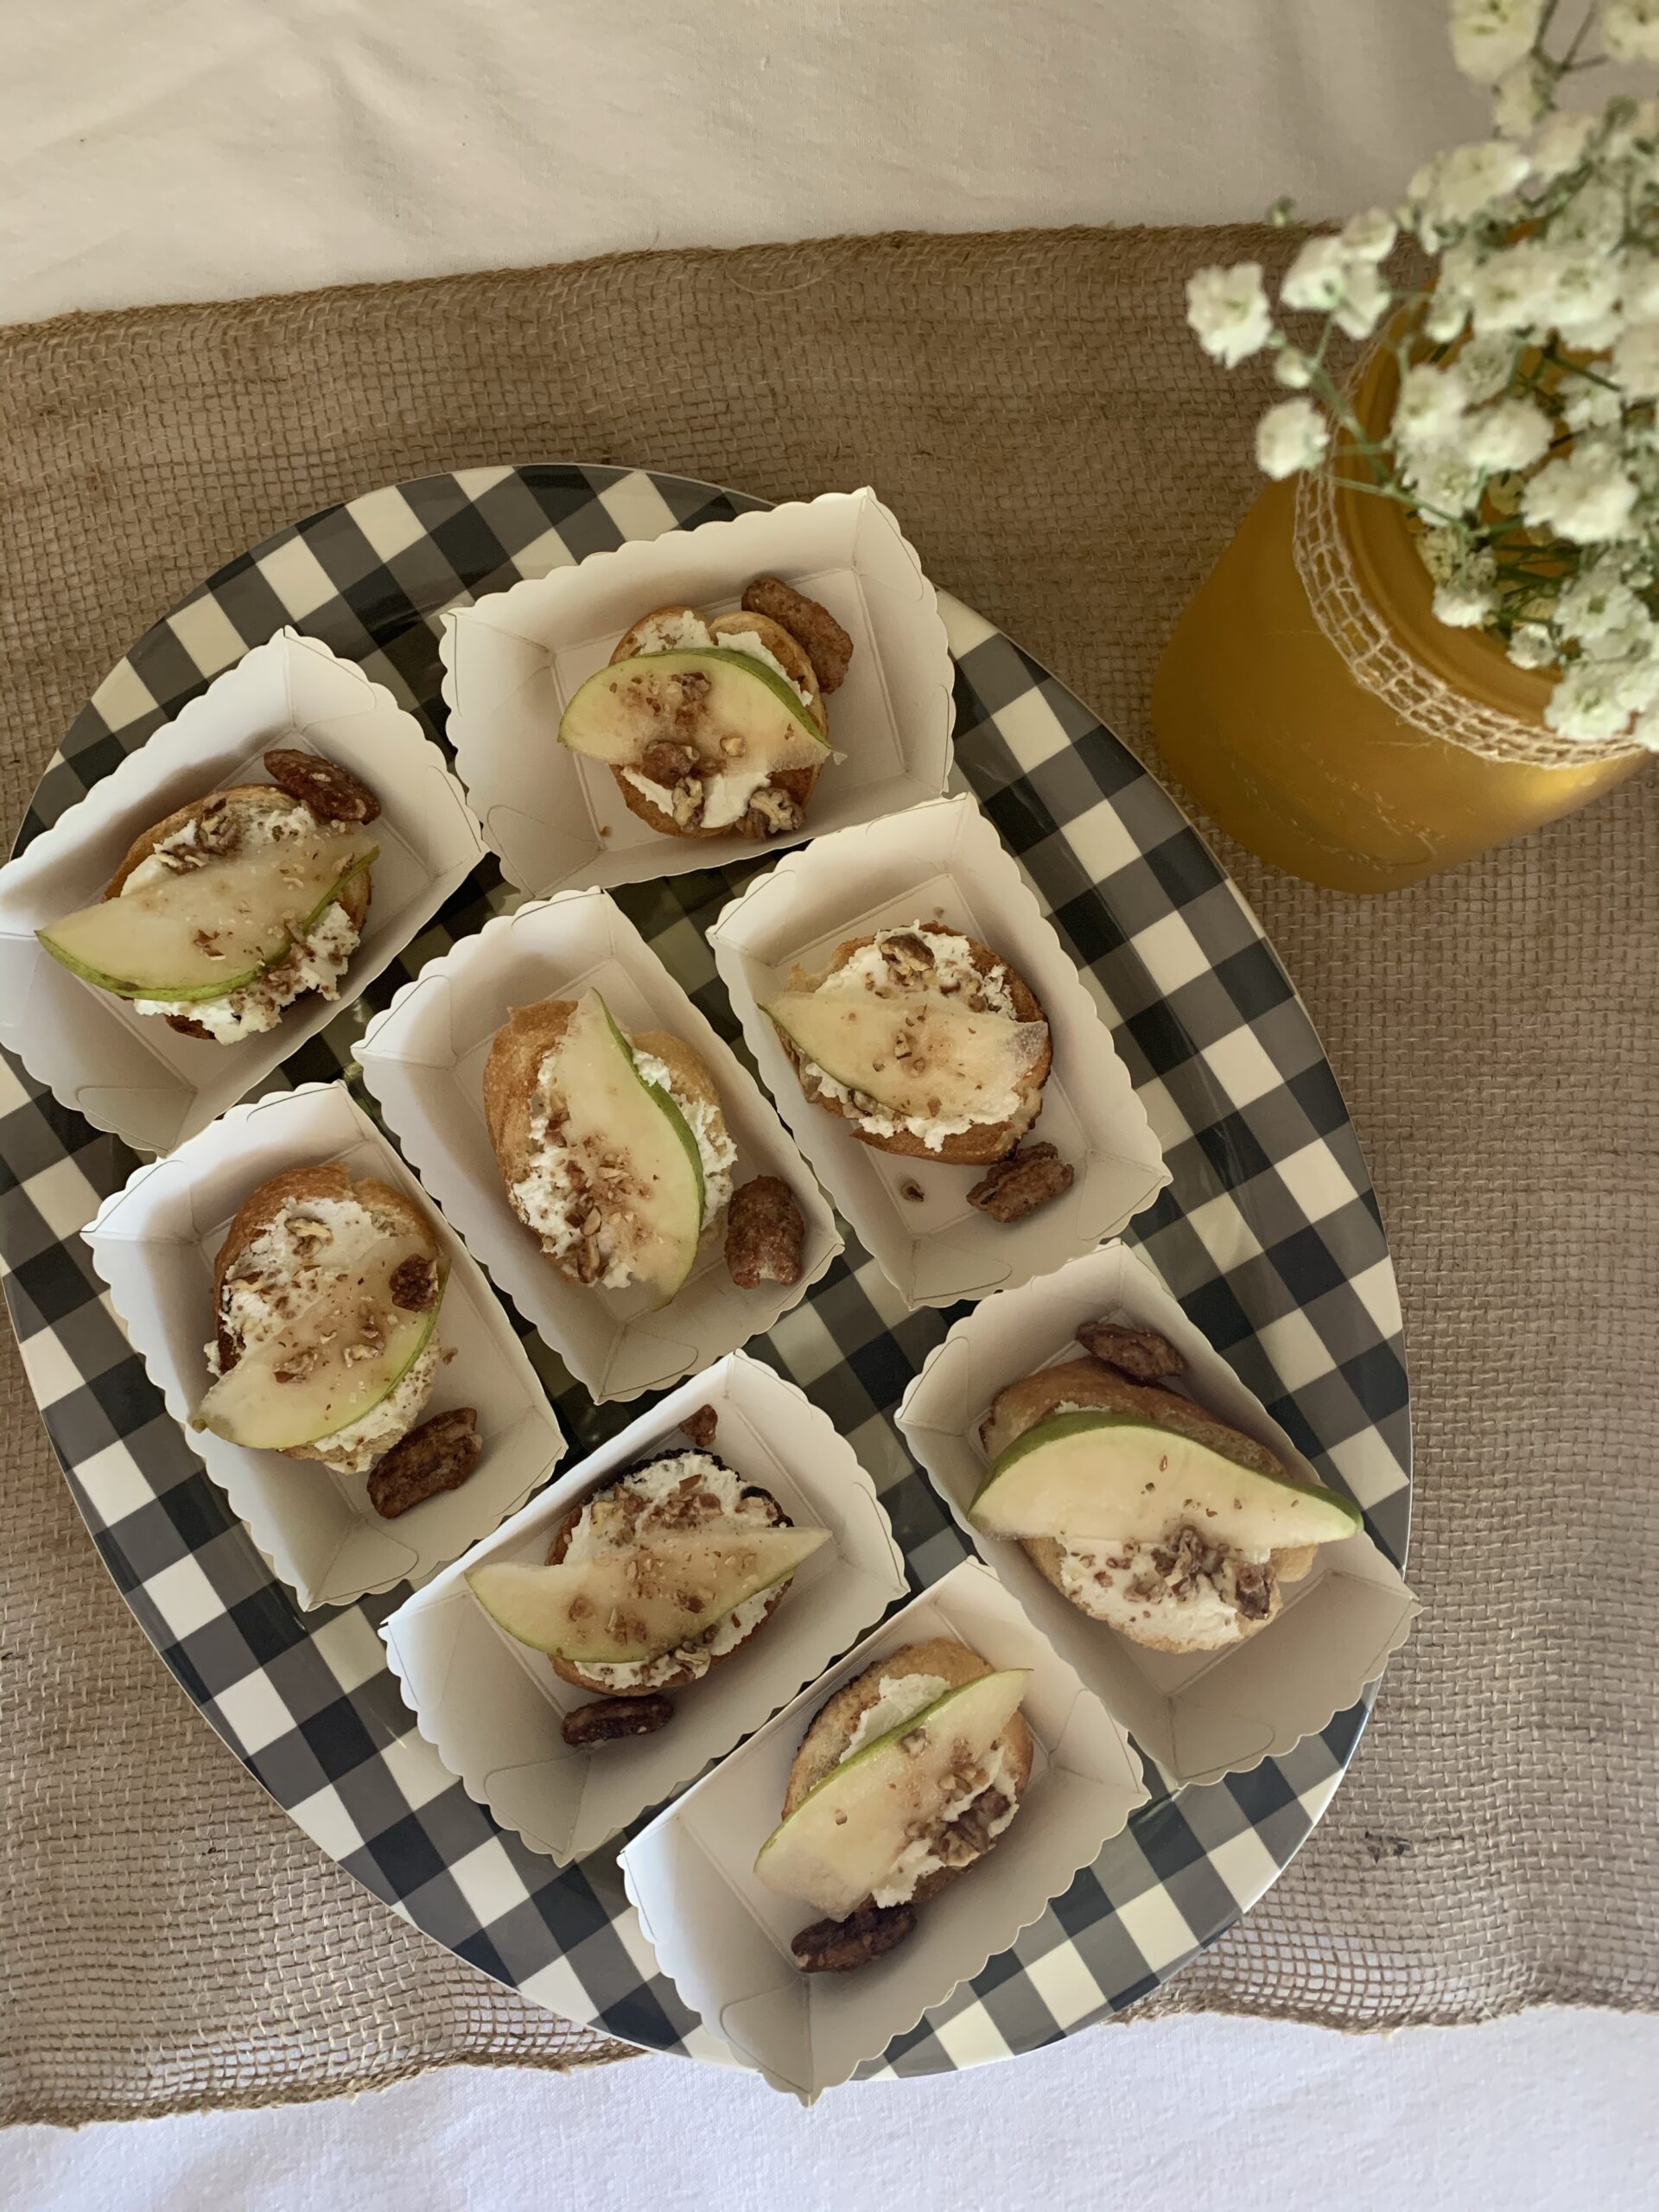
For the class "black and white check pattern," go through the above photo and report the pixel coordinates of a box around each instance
[0,467,1411,2081]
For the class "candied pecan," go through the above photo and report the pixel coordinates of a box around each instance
[366,1408,481,1519]
[389,1254,439,1312]
[1076,1318,1185,1382]
[639,738,700,786]
[741,577,854,692]
[1230,1559,1273,1621]
[263,747,381,823]
[561,1694,674,1747]
[678,1405,719,1449]
[791,1901,916,1974]
[965,1141,1075,1224]
[725,1175,806,1288]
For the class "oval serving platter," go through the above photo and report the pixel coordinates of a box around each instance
[0,464,1410,2082]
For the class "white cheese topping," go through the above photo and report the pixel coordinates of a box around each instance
[509,1030,734,1290]
[124,799,362,1042]
[1053,1530,1275,1649]
[628,607,812,702]
[563,1452,783,1690]
[798,925,1038,1153]
[203,1193,441,1474]
[842,1672,952,1758]
[833,1668,1020,1909]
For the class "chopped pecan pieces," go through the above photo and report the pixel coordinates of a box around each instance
[262,747,381,823]
[965,1141,1075,1224]
[389,1255,439,1312]
[790,1901,916,1974]
[1076,1318,1185,1382]
[366,1407,481,1519]
[639,738,701,787]
[166,1014,216,1040]
[561,1694,675,1747]
[678,1405,719,1449]
[741,577,854,692]
[726,1175,806,1288]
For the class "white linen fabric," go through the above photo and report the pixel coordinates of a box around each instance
[0,0,1485,324]
[4,2013,1654,2209]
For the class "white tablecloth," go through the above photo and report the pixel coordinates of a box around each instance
[2,3,1649,2202]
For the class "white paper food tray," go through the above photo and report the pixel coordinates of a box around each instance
[381,1351,908,1865]
[896,1242,1419,1786]
[440,486,954,896]
[620,1558,1146,2101]
[82,1080,566,1611]
[355,887,842,1402]
[708,792,1169,1308]
[0,628,486,1157]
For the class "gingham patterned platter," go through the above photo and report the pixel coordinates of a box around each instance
[1,466,1411,2081]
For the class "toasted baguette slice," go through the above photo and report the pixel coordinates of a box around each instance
[483,996,730,1287]
[607,604,826,842]
[212,1164,442,1474]
[544,1458,791,1696]
[783,1637,1033,1907]
[779,926,1052,1166]
[981,1357,1319,1654]
[105,784,373,1040]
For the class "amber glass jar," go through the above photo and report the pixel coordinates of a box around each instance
[1152,349,1647,892]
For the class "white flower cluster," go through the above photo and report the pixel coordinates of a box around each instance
[1181,1,1659,750]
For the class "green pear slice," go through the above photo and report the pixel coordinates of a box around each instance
[543,990,706,1301]
[39,830,377,1001]
[467,1526,829,1662]
[753,1669,1030,1919]
[194,1229,442,1452]
[764,989,1045,1120]
[558,649,830,772]
[969,1411,1362,1550]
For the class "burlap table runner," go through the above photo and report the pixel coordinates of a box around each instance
[3,227,1654,2126]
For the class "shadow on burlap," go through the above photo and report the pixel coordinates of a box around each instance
[1,226,1654,2124]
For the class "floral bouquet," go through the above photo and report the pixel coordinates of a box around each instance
[1185,0,1659,749]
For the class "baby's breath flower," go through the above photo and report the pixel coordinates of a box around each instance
[1555,565,1646,640]
[1620,251,1659,320]
[1507,625,1558,670]
[1433,579,1499,626]
[1339,208,1399,262]
[1403,443,1488,515]
[1563,378,1624,431]
[1394,363,1469,448]
[1185,263,1273,366]
[1449,0,1547,84]
[1603,0,1659,66]
[1493,57,1550,137]
[1453,333,1518,403]
[1333,262,1393,340]
[1281,236,1351,312]
[1254,398,1331,480]
[1529,109,1602,181]
[1611,321,1659,397]
[1543,657,1643,741]
[1468,239,1562,333]
[1407,139,1531,238]
[1465,397,1554,471]
[1523,442,1642,542]
[1272,348,1314,389]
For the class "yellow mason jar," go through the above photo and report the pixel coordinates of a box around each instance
[1152,349,1648,893]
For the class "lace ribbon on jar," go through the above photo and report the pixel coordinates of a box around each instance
[1292,465,1648,771]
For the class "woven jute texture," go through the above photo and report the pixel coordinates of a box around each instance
[2,227,1655,2126]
